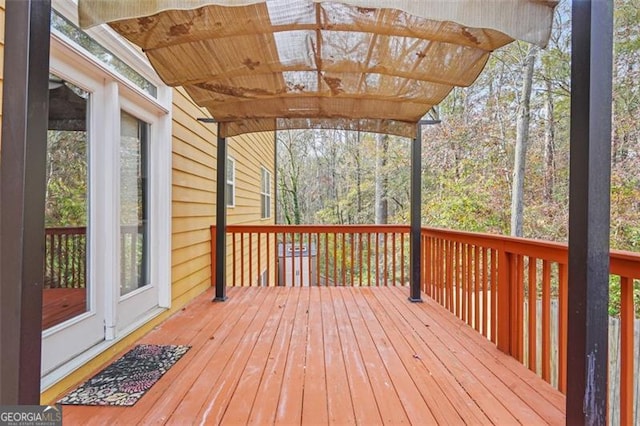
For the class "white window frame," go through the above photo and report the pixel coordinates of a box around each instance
[260,166,272,219]
[227,156,236,208]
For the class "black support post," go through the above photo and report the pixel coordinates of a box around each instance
[273,130,278,224]
[409,124,422,302]
[567,1,613,424]
[214,126,228,301]
[0,0,52,404]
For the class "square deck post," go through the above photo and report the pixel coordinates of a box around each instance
[214,126,228,301]
[409,124,423,302]
[567,0,613,423]
[0,0,52,404]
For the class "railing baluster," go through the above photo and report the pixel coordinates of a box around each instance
[541,260,551,383]
[438,238,447,307]
[265,232,270,286]
[461,243,467,323]
[456,242,461,318]
[392,233,396,286]
[375,232,380,287]
[446,240,453,312]
[432,238,438,300]
[620,276,634,426]
[299,232,303,287]
[422,235,428,294]
[358,233,363,287]
[438,238,444,303]
[528,257,537,372]
[491,248,498,344]
[482,247,489,338]
[275,231,279,286]
[367,233,371,287]
[308,233,312,287]
[383,233,388,286]
[341,232,346,286]
[325,233,329,286]
[467,244,473,326]
[400,232,405,287]
[433,237,437,298]
[57,233,62,286]
[241,232,246,286]
[333,233,337,286]
[497,249,511,354]
[249,232,253,286]
[474,245,480,332]
[514,254,524,362]
[257,232,262,286]
[316,232,320,287]
[282,232,287,287]
[130,230,137,288]
[558,263,568,394]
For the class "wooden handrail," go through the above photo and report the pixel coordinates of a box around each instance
[213,224,410,288]
[421,226,638,423]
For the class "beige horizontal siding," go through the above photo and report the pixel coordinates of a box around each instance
[171,86,276,298]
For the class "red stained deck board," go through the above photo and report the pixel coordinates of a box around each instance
[60,286,565,425]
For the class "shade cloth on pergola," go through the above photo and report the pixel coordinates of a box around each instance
[78,0,557,137]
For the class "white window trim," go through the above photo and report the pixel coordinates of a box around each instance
[261,166,272,219]
[227,156,236,208]
[53,0,164,89]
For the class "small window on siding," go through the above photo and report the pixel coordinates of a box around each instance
[261,167,271,219]
[226,157,235,207]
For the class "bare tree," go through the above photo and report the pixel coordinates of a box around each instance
[510,44,538,237]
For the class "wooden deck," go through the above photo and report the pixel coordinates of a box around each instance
[60,286,565,425]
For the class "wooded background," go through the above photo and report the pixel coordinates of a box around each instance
[275,0,640,314]
[277,0,639,243]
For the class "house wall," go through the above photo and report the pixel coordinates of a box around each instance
[227,133,278,286]
[172,88,277,295]
[0,2,276,400]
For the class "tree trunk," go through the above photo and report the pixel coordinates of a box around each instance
[543,77,555,203]
[375,134,389,224]
[510,45,538,237]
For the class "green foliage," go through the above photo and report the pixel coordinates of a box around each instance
[45,130,88,227]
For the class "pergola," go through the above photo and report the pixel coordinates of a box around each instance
[0,1,613,424]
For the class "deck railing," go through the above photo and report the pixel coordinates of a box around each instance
[44,225,142,289]
[422,227,639,424]
[212,225,410,287]
[212,223,638,422]
[44,227,87,289]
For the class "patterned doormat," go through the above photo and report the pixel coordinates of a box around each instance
[59,344,190,406]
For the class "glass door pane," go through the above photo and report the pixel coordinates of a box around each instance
[43,76,90,330]
[120,110,149,296]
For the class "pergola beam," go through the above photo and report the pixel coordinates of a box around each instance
[566,0,613,423]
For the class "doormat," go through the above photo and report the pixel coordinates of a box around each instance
[59,344,190,406]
